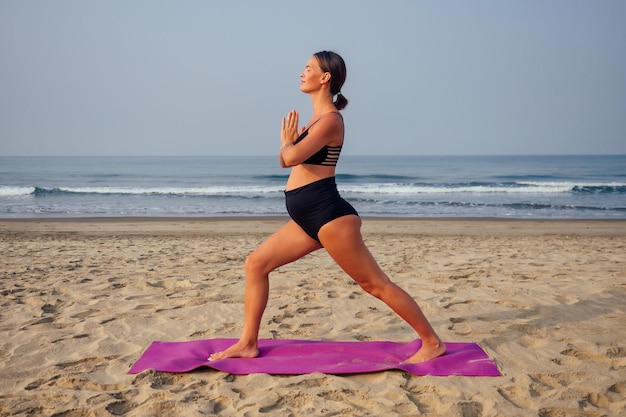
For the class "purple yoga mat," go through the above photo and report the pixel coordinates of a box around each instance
[128,339,500,376]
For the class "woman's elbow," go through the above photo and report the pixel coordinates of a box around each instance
[280,152,300,167]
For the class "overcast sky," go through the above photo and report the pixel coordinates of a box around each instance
[1,1,625,156]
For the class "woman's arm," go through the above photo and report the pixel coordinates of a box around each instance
[279,144,289,168]
[279,110,300,168]
[279,111,343,167]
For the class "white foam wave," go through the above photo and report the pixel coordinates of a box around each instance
[0,186,35,197]
[4,181,624,198]
[56,185,284,195]
[340,182,581,194]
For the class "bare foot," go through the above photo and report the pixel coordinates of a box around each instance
[403,339,447,364]
[208,340,259,361]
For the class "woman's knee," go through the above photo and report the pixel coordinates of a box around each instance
[244,250,272,277]
[356,275,391,299]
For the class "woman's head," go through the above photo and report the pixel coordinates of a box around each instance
[313,51,349,110]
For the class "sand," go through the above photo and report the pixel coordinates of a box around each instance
[0,218,624,416]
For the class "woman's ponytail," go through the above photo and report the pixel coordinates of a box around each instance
[334,92,348,110]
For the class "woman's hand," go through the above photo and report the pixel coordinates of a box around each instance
[281,110,304,148]
[279,110,306,167]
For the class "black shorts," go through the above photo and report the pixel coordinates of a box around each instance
[285,177,359,242]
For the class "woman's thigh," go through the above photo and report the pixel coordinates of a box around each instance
[318,215,386,284]
[248,220,323,274]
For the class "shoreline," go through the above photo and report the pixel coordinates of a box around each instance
[1,216,625,237]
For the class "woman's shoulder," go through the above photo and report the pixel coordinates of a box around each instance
[317,111,343,128]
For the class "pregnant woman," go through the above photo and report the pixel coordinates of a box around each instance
[209,51,445,364]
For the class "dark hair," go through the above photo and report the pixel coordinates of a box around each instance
[314,50,348,110]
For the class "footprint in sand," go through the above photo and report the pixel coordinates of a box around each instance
[448,317,472,335]
[606,346,626,358]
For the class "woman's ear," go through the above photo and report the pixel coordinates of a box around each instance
[321,71,331,85]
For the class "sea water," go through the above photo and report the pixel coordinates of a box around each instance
[0,155,624,219]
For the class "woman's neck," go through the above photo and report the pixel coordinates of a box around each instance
[309,89,336,117]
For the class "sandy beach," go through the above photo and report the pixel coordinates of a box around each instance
[1,218,624,416]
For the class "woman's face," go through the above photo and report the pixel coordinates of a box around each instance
[300,56,327,94]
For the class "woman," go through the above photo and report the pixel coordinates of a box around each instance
[210,51,446,363]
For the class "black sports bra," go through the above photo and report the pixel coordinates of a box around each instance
[294,112,343,166]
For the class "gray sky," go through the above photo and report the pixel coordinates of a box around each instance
[1,1,625,156]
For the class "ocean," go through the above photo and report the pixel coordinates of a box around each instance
[1,155,625,219]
